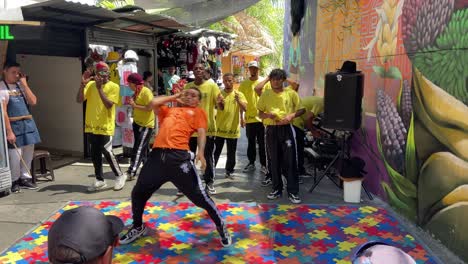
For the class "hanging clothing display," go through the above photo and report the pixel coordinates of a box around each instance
[115,50,139,148]
[156,33,234,93]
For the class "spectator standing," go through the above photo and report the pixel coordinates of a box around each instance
[213,73,247,179]
[76,62,126,192]
[143,71,154,91]
[257,69,305,204]
[185,63,223,195]
[254,77,299,186]
[238,61,267,175]
[126,73,155,180]
[0,62,40,192]
[159,65,180,95]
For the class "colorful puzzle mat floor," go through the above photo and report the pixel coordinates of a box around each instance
[0,201,438,264]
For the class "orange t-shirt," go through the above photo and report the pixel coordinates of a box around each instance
[153,105,208,150]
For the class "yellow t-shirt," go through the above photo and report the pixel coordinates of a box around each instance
[257,88,302,126]
[133,86,155,128]
[302,96,324,116]
[292,96,325,129]
[84,81,120,136]
[239,79,262,123]
[184,81,220,136]
[216,90,247,138]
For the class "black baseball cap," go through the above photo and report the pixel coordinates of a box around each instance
[48,206,124,263]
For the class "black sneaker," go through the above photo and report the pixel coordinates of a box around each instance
[267,189,282,200]
[119,225,147,245]
[242,163,255,172]
[11,181,20,193]
[225,172,234,179]
[19,178,38,190]
[288,193,302,204]
[261,177,272,187]
[217,225,232,247]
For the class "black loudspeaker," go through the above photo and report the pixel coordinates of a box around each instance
[323,71,364,131]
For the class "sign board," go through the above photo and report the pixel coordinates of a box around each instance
[0,24,45,40]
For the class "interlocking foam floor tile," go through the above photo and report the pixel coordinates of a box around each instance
[0,201,438,264]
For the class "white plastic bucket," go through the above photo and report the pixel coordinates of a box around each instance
[343,179,363,203]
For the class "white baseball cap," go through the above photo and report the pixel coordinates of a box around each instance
[188,71,195,79]
[124,50,139,61]
[247,61,259,68]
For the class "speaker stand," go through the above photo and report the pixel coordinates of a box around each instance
[308,133,373,201]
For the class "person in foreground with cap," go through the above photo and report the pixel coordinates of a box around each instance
[48,206,124,264]
[125,73,155,181]
[76,62,127,192]
[119,88,232,247]
[238,61,268,175]
[352,241,416,264]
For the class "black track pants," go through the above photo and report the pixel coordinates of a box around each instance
[189,136,216,185]
[88,134,122,181]
[131,148,227,232]
[127,123,153,176]
[245,122,266,166]
[293,125,306,174]
[265,125,299,195]
[214,137,237,173]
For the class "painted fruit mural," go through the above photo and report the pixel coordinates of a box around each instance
[283,0,468,260]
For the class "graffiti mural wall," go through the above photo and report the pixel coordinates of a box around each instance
[283,0,468,260]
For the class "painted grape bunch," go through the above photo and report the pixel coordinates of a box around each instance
[403,0,467,104]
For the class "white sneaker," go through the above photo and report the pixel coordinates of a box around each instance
[88,180,107,192]
[260,166,268,175]
[114,174,127,191]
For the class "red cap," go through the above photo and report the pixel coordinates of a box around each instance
[95,61,109,71]
[127,73,144,85]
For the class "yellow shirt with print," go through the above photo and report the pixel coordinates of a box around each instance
[238,79,262,123]
[257,88,302,126]
[184,80,220,136]
[84,80,120,136]
[216,90,247,139]
[133,86,155,128]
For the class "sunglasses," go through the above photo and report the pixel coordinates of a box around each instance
[97,71,109,76]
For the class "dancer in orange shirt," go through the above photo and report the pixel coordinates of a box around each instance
[119,88,231,247]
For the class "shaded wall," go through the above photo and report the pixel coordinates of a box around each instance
[283,0,468,260]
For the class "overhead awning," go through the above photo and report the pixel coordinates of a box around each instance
[97,10,187,35]
[19,0,189,35]
[230,41,274,57]
[135,0,260,27]
[20,0,123,27]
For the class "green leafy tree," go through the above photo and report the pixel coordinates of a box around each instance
[210,0,284,74]
[96,0,134,9]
